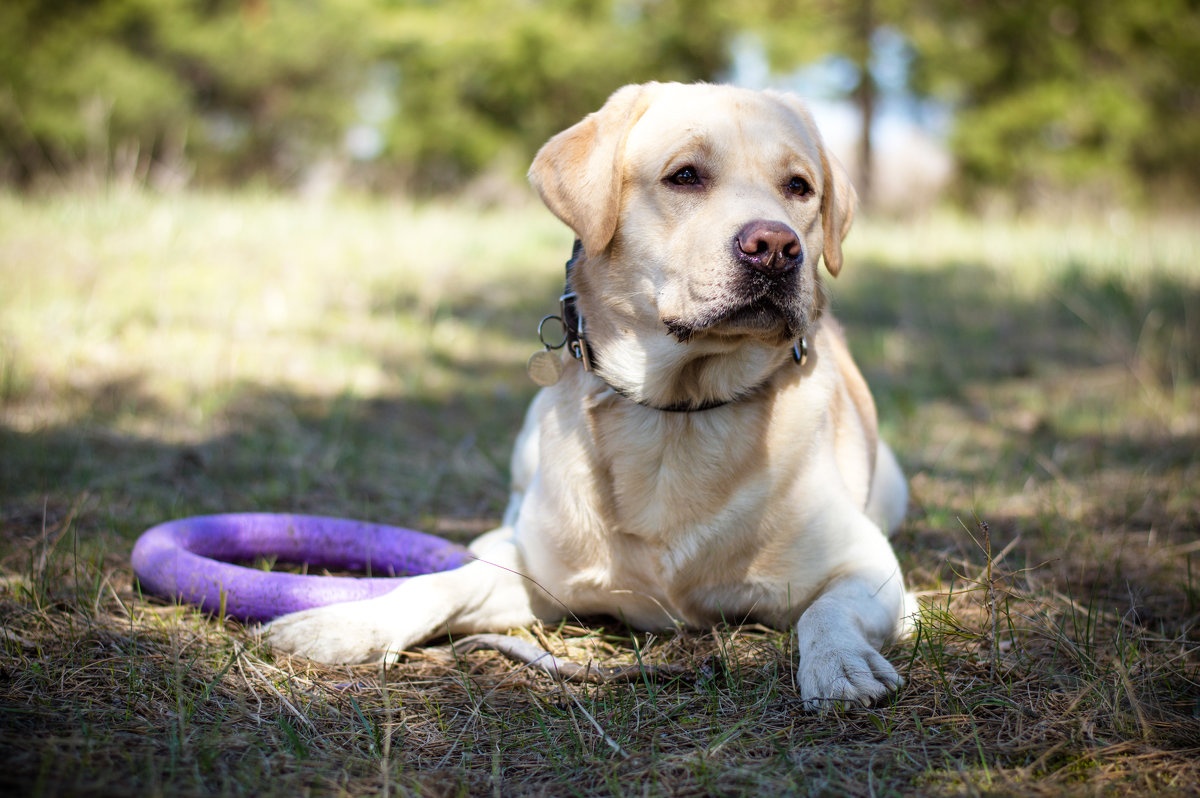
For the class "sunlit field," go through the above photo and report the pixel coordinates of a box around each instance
[1,189,1197,796]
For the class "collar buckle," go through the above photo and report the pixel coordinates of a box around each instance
[559,289,593,372]
[792,337,808,366]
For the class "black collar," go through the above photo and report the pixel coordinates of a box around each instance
[558,239,594,373]
[541,241,806,413]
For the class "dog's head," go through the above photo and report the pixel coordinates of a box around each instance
[529,82,856,409]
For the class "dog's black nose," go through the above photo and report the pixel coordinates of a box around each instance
[734,220,802,274]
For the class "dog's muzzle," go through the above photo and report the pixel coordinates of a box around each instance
[663,219,810,341]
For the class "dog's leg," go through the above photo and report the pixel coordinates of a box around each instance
[265,394,556,664]
[865,439,908,537]
[793,511,909,710]
[263,528,552,664]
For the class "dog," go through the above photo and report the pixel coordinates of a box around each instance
[266,82,911,710]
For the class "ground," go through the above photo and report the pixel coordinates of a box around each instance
[0,191,1197,796]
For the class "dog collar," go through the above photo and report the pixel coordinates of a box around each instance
[527,241,807,413]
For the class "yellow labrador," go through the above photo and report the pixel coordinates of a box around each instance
[267,82,911,709]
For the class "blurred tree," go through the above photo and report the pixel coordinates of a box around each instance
[0,0,763,189]
[850,0,878,207]
[0,0,374,186]
[749,0,910,209]
[372,0,744,189]
[1,0,1196,203]
[904,0,1200,206]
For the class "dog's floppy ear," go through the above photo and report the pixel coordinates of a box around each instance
[819,148,856,278]
[528,83,650,256]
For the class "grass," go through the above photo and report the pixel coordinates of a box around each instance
[1,188,1197,796]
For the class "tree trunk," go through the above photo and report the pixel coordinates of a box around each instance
[853,0,876,210]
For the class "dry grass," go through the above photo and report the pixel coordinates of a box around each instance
[1,190,1198,796]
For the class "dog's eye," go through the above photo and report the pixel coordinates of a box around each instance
[666,166,702,187]
[787,176,813,197]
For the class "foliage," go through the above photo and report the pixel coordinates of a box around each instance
[0,0,374,186]
[0,0,1198,201]
[372,0,743,189]
[0,0,763,189]
[904,0,1200,205]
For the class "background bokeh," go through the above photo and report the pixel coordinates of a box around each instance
[3,0,1197,211]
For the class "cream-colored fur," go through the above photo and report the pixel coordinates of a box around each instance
[266,83,910,710]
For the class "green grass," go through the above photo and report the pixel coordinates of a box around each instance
[1,189,1198,796]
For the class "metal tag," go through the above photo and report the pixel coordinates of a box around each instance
[527,349,564,386]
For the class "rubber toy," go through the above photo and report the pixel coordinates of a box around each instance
[131,513,472,622]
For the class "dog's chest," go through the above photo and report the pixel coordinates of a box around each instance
[590,405,772,548]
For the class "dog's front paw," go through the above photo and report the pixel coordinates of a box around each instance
[795,608,902,712]
[795,639,901,712]
[262,601,410,664]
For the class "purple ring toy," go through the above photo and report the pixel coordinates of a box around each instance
[131,513,473,623]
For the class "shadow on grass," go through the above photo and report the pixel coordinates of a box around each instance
[2,253,1199,797]
[0,367,538,555]
[835,257,1199,403]
[370,258,565,346]
[2,256,1196,548]
[835,255,1198,529]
